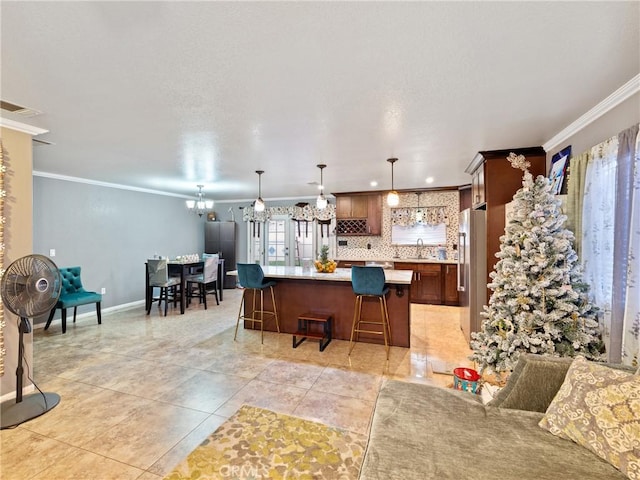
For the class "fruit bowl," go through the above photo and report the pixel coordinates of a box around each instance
[314,260,337,273]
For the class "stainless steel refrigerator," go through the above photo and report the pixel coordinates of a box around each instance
[458,208,487,343]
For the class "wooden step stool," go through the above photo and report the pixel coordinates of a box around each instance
[293,312,333,352]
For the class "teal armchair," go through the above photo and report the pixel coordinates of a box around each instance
[45,266,102,334]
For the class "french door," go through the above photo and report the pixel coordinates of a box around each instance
[247,215,335,266]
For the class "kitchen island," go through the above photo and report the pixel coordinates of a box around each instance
[239,266,413,347]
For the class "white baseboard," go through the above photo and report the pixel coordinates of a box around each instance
[1,385,35,403]
[32,299,145,330]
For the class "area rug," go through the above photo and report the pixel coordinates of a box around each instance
[163,405,368,480]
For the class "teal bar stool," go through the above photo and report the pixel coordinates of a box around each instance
[234,263,280,344]
[349,265,392,359]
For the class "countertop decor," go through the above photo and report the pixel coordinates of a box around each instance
[315,245,337,273]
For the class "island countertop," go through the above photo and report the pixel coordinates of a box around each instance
[240,265,413,347]
[261,266,413,285]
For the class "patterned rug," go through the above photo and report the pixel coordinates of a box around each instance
[163,405,368,480]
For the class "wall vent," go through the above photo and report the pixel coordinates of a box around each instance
[1,100,42,117]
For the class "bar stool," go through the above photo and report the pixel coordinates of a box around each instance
[234,263,280,344]
[349,265,392,359]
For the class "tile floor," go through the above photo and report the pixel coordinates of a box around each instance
[1,288,473,479]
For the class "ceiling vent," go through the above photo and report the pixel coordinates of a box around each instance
[1,100,42,118]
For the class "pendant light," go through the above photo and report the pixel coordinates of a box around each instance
[316,164,327,210]
[387,158,399,207]
[254,170,265,212]
[186,184,214,217]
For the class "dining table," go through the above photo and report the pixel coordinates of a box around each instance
[145,258,225,314]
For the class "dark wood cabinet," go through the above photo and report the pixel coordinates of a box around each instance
[394,262,453,305]
[334,193,382,235]
[465,146,546,302]
[204,221,237,289]
[416,264,442,304]
[367,195,382,235]
[459,185,472,212]
[336,260,365,268]
[471,165,485,208]
[443,264,459,306]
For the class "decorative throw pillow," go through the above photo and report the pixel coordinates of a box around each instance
[488,354,574,412]
[539,356,640,479]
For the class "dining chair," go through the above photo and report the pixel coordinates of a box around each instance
[349,265,392,359]
[186,253,219,309]
[147,259,181,316]
[234,263,280,344]
[44,266,102,334]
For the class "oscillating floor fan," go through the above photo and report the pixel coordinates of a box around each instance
[1,254,62,429]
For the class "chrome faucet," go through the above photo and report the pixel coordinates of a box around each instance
[416,238,424,259]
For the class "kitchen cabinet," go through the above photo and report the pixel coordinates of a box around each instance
[471,165,485,208]
[334,193,382,235]
[367,194,382,235]
[336,260,365,268]
[204,221,236,289]
[336,195,368,218]
[394,262,444,305]
[465,147,546,302]
[415,264,442,304]
[443,264,459,306]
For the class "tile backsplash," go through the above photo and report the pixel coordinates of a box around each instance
[336,190,460,260]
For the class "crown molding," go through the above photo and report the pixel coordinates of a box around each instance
[32,171,191,199]
[544,74,640,152]
[0,117,49,135]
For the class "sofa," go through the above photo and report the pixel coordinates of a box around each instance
[360,354,637,479]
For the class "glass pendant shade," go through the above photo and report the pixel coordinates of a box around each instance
[387,190,399,207]
[316,194,328,209]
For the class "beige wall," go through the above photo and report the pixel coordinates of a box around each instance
[0,127,34,398]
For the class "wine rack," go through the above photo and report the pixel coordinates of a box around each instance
[336,219,368,235]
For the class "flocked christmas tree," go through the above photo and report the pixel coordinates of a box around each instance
[469,153,603,376]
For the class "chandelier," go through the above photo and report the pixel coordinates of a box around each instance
[186,184,214,217]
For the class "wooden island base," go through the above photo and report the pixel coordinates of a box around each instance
[240,268,412,348]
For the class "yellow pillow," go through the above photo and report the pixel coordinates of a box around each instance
[539,356,640,479]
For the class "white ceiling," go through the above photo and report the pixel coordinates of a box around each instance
[1,1,638,203]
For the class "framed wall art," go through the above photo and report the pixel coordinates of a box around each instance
[549,145,571,195]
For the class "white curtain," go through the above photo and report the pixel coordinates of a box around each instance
[581,136,619,353]
[622,132,640,366]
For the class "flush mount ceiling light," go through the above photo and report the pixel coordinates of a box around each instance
[186,184,214,217]
[386,158,399,207]
[254,170,265,212]
[316,164,327,210]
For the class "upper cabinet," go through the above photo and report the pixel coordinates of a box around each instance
[466,147,546,212]
[336,195,368,218]
[471,164,485,208]
[334,193,382,235]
